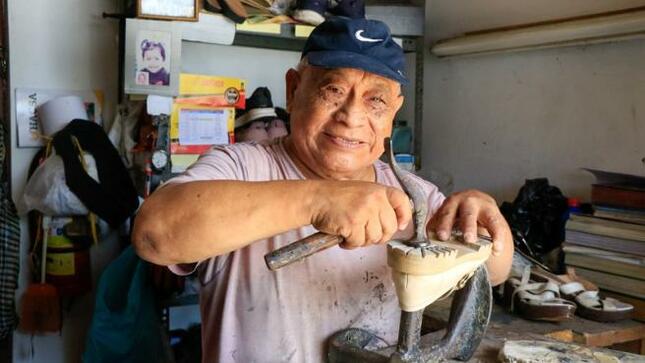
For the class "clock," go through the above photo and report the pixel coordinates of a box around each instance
[151,149,169,172]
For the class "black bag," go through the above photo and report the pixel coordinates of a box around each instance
[500,178,567,262]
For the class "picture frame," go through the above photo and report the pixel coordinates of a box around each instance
[124,19,181,97]
[137,0,199,21]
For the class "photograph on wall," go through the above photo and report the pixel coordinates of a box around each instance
[136,31,172,86]
[124,19,181,96]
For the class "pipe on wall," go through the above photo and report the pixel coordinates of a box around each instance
[431,8,645,57]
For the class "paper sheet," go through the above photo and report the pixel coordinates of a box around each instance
[146,95,173,115]
[178,108,229,146]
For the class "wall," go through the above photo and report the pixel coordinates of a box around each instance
[9,1,120,362]
[423,0,645,202]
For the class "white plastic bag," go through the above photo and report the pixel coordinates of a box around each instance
[17,153,99,216]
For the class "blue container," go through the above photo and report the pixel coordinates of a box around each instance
[392,120,412,154]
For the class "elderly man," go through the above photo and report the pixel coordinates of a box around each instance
[133,18,513,362]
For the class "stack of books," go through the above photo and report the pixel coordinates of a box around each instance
[562,168,645,321]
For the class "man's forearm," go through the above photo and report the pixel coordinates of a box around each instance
[132,180,318,265]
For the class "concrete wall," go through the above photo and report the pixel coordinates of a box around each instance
[9,1,122,362]
[423,0,645,202]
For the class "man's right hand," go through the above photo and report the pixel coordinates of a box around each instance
[310,181,412,249]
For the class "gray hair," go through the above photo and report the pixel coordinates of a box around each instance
[296,57,310,73]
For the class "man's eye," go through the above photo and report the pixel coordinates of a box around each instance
[369,96,386,105]
[326,85,343,94]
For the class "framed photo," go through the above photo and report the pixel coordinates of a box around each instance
[124,19,181,96]
[137,0,199,21]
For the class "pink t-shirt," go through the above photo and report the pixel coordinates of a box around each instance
[167,138,445,363]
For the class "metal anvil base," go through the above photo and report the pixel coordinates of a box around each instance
[328,266,492,363]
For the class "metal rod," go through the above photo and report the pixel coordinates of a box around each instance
[394,310,423,361]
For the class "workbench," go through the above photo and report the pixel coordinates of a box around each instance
[422,298,645,362]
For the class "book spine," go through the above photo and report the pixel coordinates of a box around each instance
[592,185,645,210]
[565,230,645,256]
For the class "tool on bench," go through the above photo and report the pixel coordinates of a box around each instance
[264,138,493,362]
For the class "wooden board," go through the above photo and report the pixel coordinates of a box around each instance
[422,297,645,361]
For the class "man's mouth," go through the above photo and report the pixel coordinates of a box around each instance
[324,133,365,149]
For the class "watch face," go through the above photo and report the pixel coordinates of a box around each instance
[151,150,169,170]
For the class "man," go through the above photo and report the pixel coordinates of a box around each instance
[133,18,513,362]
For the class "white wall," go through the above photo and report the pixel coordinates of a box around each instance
[9,1,121,362]
[423,1,645,202]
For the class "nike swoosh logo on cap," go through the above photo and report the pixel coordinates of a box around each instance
[355,30,383,43]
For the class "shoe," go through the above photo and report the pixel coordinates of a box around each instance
[329,0,364,19]
[293,0,327,25]
[533,267,634,322]
[388,231,492,312]
[203,0,221,12]
[503,266,576,322]
[206,0,247,23]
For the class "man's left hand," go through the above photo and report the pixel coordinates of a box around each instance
[427,189,511,257]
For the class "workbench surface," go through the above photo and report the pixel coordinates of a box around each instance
[422,298,645,362]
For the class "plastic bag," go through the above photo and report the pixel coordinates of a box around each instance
[17,153,99,216]
[500,178,567,258]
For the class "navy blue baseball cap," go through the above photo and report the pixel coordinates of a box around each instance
[302,17,409,85]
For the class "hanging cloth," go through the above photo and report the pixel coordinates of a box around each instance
[0,122,20,339]
[83,246,173,363]
[52,119,139,228]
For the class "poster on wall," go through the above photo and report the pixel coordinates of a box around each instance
[124,18,181,97]
[15,88,104,148]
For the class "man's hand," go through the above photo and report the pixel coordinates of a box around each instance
[427,189,513,285]
[310,181,412,249]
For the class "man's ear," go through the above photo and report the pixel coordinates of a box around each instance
[394,95,405,113]
[285,68,301,113]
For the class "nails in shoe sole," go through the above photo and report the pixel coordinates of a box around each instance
[388,236,491,311]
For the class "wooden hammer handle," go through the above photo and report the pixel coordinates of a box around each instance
[264,232,343,271]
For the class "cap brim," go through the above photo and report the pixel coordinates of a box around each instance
[307,50,409,85]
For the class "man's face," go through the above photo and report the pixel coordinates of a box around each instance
[286,66,404,179]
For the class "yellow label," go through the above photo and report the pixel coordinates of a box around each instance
[46,252,75,276]
[47,235,74,249]
[179,74,245,96]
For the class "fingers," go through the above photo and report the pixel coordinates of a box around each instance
[458,201,479,243]
[430,198,459,241]
[387,188,412,231]
[379,206,398,244]
[364,218,383,246]
[340,225,364,250]
[479,209,509,256]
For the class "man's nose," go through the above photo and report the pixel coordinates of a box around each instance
[333,94,368,127]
